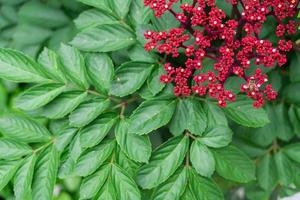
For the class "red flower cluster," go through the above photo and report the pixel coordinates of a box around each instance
[144,0,299,108]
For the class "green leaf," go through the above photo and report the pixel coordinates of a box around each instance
[19,1,69,28]
[213,145,256,183]
[128,45,156,63]
[74,9,117,30]
[58,43,89,89]
[128,0,151,26]
[0,160,21,191]
[199,126,233,148]
[74,140,115,177]
[14,155,37,200]
[38,47,66,82]
[13,24,52,46]
[147,65,166,96]
[274,151,294,186]
[0,114,51,143]
[79,113,118,148]
[129,99,176,135]
[188,168,224,200]
[36,91,88,119]
[0,48,49,83]
[85,53,114,93]
[110,62,154,97]
[69,97,110,127]
[285,82,300,104]
[288,106,300,135]
[169,98,207,136]
[224,98,269,127]
[136,136,189,189]
[115,149,140,177]
[96,176,117,200]
[205,102,228,129]
[71,24,136,52]
[32,145,60,200]
[152,168,187,200]
[0,138,32,160]
[54,128,78,152]
[190,140,215,177]
[15,83,66,111]
[257,154,277,191]
[289,52,300,82]
[283,143,300,163]
[79,164,110,199]
[69,134,83,161]
[111,164,141,200]
[78,0,111,12]
[116,119,151,163]
[109,0,132,19]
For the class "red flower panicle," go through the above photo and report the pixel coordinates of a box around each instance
[144,0,298,108]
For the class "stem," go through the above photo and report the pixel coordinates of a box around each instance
[33,139,55,154]
[185,131,197,140]
[120,103,126,118]
[185,132,191,167]
[185,150,190,167]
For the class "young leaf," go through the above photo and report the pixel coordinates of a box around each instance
[147,65,166,95]
[14,154,37,200]
[74,9,117,30]
[188,168,224,200]
[69,97,110,127]
[0,114,51,143]
[169,98,207,136]
[79,113,118,148]
[257,154,277,191]
[136,136,189,189]
[110,62,154,97]
[283,143,300,163]
[116,119,152,163]
[199,126,233,148]
[71,24,136,52]
[58,43,89,89]
[109,0,132,19]
[152,168,187,200]
[224,99,269,127]
[274,151,294,186]
[74,140,115,177]
[32,145,60,200]
[79,164,110,199]
[190,140,215,177]
[111,164,141,200]
[15,83,66,111]
[38,47,66,82]
[129,99,177,135]
[0,48,50,83]
[35,91,88,119]
[212,145,256,183]
[85,53,114,93]
[0,161,19,194]
[0,138,32,160]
